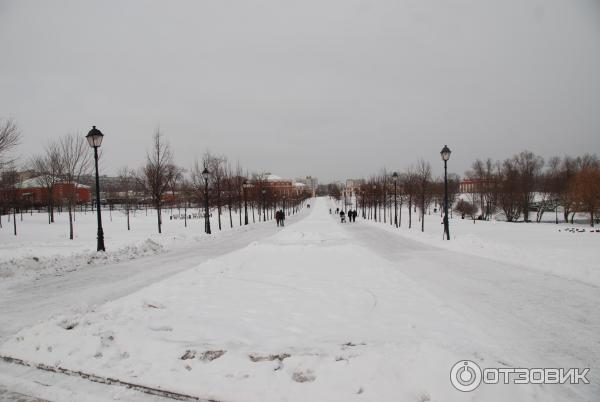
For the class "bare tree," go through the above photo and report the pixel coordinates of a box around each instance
[403,167,416,229]
[454,199,478,222]
[140,129,173,234]
[1,165,20,235]
[569,166,600,227]
[498,158,521,222]
[179,177,194,228]
[166,164,184,215]
[0,119,20,169]
[31,141,63,224]
[60,134,92,239]
[514,150,544,222]
[414,159,432,232]
[118,167,136,230]
[204,152,227,230]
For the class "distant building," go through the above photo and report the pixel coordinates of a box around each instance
[295,176,318,197]
[14,176,92,206]
[459,178,486,193]
[345,179,365,196]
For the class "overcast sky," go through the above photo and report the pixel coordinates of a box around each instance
[1,0,599,182]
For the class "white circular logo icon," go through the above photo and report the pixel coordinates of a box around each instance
[450,360,482,392]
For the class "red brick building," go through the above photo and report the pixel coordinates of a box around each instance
[15,177,92,206]
[459,178,487,194]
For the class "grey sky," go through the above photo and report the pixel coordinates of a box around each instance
[1,0,599,182]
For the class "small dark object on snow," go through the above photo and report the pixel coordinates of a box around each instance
[199,350,226,362]
[180,350,196,360]
[248,353,291,362]
[292,369,316,383]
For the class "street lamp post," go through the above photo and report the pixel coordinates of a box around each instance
[261,189,266,221]
[86,126,105,252]
[441,145,452,240]
[202,167,211,234]
[243,181,253,225]
[392,172,398,228]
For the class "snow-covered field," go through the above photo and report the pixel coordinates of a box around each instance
[0,207,259,284]
[0,198,597,402]
[357,206,600,287]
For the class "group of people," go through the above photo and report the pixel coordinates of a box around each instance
[330,207,358,223]
[275,210,286,227]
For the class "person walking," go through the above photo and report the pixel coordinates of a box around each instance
[340,210,346,223]
[280,210,285,227]
[275,210,281,227]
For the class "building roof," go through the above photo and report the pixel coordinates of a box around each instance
[266,174,286,182]
[16,176,91,190]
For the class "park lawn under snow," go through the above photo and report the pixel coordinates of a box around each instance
[358,207,600,287]
[1,198,592,402]
[0,207,250,283]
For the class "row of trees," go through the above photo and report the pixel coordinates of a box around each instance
[330,150,600,230]
[135,130,309,234]
[0,124,310,238]
[463,152,600,226]
[331,160,460,233]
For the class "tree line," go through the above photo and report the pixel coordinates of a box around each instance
[0,122,310,238]
[329,150,600,230]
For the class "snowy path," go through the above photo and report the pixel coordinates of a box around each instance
[0,210,309,401]
[1,198,597,401]
[0,209,310,342]
[344,219,600,401]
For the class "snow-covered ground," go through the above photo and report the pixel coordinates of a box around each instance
[0,207,266,284]
[353,205,600,287]
[1,198,597,401]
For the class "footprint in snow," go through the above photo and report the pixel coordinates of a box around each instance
[292,369,316,383]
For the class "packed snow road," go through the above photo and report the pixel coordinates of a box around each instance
[1,198,597,401]
[0,210,309,343]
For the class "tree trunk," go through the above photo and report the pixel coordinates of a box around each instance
[421,199,425,232]
[157,202,162,233]
[68,201,74,240]
[408,196,412,229]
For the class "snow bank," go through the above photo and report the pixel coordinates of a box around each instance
[0,238,164,282]
[0,208,252,284]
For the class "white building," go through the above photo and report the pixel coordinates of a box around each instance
[295,176,318,197]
